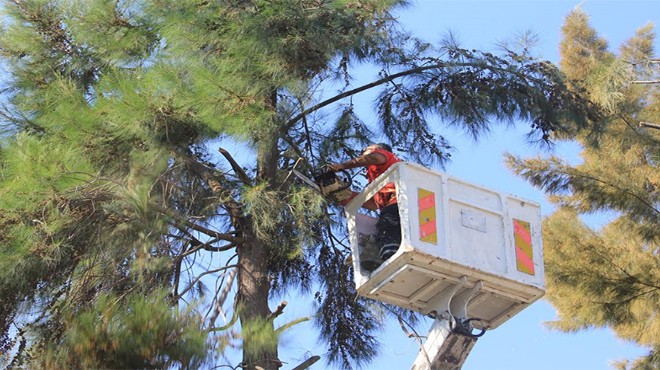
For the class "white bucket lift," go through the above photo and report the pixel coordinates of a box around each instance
[344,162,545,369]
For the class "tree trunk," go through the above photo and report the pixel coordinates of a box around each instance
[237,89,281,369]
[237,233,279,370]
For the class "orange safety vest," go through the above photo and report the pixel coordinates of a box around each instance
[366,148,402,209]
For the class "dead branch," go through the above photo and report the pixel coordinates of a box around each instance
[174,264,239,300]
[219,148,253,185]
[209,268,238,326]
[640,121,660,130]
[291,355,320,370]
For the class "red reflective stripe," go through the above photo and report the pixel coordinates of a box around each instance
[513,219,534,275]
[418,193,435,210]
[419,220,437,237]
[418,188,438,244]
[513,219,531,246]
[515,245,535,274]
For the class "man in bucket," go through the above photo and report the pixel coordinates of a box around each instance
[328,143,402,271]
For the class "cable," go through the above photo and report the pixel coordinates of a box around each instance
[452,317,486,338]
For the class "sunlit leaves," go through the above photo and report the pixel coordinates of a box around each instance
[44,290,210,369]
[508,7,659,368]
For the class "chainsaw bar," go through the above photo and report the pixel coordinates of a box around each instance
[291,169,321,192]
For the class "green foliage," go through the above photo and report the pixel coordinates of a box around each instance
[0,0,607,369]
[541,210,658,335]
[315,245,380,370]
[241,183,287,242]
[0,133,94,207]
[507,7,659,369]
[241,317,278,360]
[41,290,211,369]
[241,182,325,249]
[65,0,159,64]
[559,7,609,82]
[541,211,659,370]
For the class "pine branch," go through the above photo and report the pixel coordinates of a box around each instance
[291,355,320,370]
[640,121,660,130]
[514,157,659,218]
[585,243,660,291]
[174,264,239,300]
[209,268,237,326]
[285,63,445,127]
[588,288,659,306]
[286,55,595,151]
[267,301,287,320]
[167,216,243,243]
[567,172,659,216]
[219,148,253,185]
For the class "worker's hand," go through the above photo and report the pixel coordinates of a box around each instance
[326,163,343,172]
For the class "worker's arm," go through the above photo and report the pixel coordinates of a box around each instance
[327,151,387,172]
[328,151,385,210]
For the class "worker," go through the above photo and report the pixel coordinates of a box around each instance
[327,143,402,271]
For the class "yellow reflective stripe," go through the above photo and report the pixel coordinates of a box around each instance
[418,188,437,244]
[513,219,534,275]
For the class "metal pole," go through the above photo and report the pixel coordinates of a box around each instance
[410,277,484,370]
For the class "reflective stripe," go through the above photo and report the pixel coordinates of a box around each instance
[513,219,535,275]
[418,188,438,244]
[515,245,535,273]
[513,220,532,246]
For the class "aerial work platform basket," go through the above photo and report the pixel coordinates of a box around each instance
[344,162,545,331]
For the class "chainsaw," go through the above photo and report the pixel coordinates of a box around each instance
[292,166,355,204]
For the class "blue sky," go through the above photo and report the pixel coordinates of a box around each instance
[272,1,659,370]
[0,1,655,369]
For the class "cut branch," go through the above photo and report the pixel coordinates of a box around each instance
[640,121,660,130]
[209,268,238,326]
[267,301,287,320]
[291,355,320,370]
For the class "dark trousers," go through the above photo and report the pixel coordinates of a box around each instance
[376,204,401,260]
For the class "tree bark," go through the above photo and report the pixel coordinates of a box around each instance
[237,89,281,369]
[237,232,280,370]
[257,90,281,185]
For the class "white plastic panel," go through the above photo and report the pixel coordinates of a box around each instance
[447,201,507,275]
[345,162,545,329]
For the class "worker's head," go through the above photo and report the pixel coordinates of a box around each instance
[363,143,392,155]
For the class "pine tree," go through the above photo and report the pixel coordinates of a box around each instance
[0,1,599,369]
[506,8,659,369]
